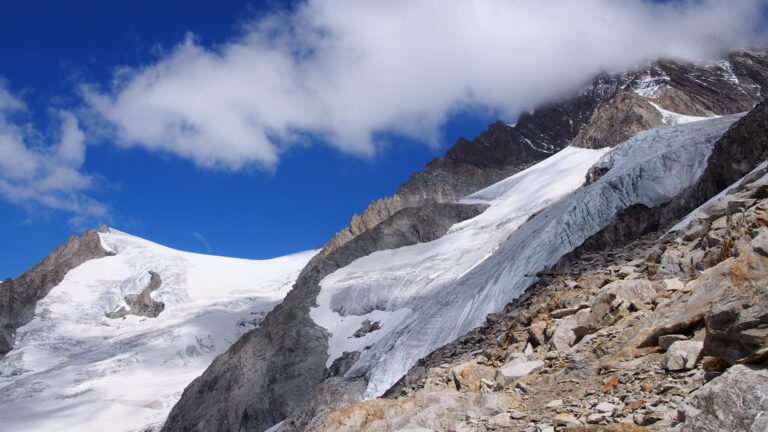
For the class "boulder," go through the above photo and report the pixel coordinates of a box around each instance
[658,334,688,351]
[676,365,768,432]
[662,341,703,371]
[528,320,549,347]
[550,308,591,351]
[494,360,544,386]
[553,413,582,426]
[450,360,495,392]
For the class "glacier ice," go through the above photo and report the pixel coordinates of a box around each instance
[0,229,315,432]
[311,114,744,399]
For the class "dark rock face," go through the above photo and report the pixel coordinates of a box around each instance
[161,203,487,432]
[0,229,113,357]
[107,271,166,319]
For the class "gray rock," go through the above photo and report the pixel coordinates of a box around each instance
[676,365,768,432]
[658,334,688,351]
[107,271,165,319]
[351,319,380,338]
[494,360,544,386]
[663,341,703,371]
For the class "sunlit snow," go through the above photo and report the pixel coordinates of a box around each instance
[0,230,316,432]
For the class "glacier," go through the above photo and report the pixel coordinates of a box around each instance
[311,113,744,399]
[0,229,316,432]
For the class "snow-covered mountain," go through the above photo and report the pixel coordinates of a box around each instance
[0,229,315,432]
[2,50,767,432]
[159,51,768,432]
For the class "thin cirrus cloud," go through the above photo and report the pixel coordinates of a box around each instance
[84,0,767,171]
[0,84,107,225]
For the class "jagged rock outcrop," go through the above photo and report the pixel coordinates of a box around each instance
[571,92,665,149]
[0,228,113,357]
[161,203,487,432]
[107,271,166,319]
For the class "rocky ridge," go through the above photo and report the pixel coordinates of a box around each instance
[323,50,768,256]
[316,148,768,432]
[0,228,113,357]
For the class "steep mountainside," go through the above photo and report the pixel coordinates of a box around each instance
[0,229,315,432]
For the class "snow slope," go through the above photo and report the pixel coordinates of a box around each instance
[0,229,315,432]
[311,114,743,399]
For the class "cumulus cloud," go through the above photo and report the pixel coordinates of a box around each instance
[0,84,106,224]
[85,0,767,170]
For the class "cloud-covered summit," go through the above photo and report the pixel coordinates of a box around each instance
[85,0,767,170]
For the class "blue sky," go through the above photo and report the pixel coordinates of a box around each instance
[1,0,765,279]
[0,0,500,278]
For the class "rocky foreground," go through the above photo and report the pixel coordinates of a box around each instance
[313,159,768,431]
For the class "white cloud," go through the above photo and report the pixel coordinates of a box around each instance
[0,84,107,224]
[85,0,767,170]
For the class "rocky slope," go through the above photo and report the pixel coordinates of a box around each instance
[316,118,768,432]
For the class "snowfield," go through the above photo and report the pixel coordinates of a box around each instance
[0,230,315,432]
[311,114,743,399]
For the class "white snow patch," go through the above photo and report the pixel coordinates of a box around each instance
[0,230,316,432]
[648,101,713,126]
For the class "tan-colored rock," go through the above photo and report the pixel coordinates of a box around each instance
[602,376,621,393]
[450,360,495,392]
[528,320,549,347]
[554,412,582,426]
